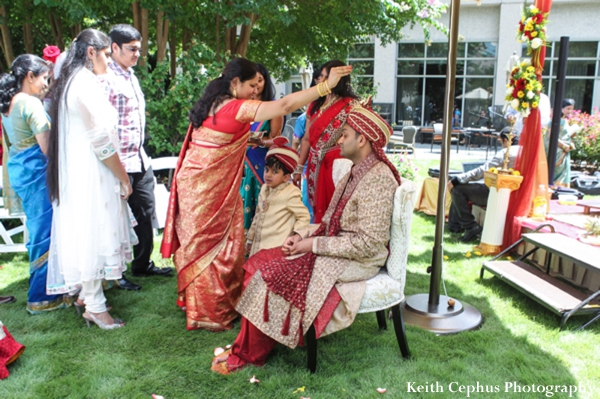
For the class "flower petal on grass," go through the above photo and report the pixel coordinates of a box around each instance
[443,255,449,261]
[213,347,225,356]
[474,251,482,256]
[465,252,472,258]
[377,388,387,393]
[151,395,165,399]
[293,386,306,394]
[225,344,232,349]
[249,375,260,384]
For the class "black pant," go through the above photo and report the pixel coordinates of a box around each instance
[448,183,489,230]
[128,166,155,274]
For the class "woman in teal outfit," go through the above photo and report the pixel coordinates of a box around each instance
[240,64,283,232]
[0,54,66,314]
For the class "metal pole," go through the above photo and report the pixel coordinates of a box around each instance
[428,0,460,306]
[548,37,569,186]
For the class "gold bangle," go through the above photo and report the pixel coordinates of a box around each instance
[323,80,331,94]
[317,82,325,97]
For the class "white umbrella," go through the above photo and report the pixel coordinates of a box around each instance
[456,87,491,100]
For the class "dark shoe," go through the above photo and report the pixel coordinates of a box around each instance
[116,277,142,291]
[0,295,16,305]
[460,225,483,243]
[445,224,463,234]
[131,261,174,277]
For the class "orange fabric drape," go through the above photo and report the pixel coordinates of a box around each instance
[503,0,552,249]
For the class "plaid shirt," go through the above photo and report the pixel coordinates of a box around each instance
[100,61,148,173]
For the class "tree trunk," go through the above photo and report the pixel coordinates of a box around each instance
[156,11,170,63]
[22,1,34,54]
[0,5,15,67]
[215,13,220,60]
[223,13,258,58]
[169,25,176,79]
[132,2,141,33]
[235,14,258,58]
[182,28,191,52]
[140,8,149,67]
[49,14,64,50]
[71,23,82,39]
[23,23,33,54]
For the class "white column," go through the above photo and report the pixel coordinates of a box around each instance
[480,186,512,251]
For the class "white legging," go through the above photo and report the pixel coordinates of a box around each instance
[78,280,107,313]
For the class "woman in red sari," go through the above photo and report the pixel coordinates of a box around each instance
[161,58,352,331]
[295,60,359,223]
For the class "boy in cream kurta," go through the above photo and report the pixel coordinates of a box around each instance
[245,138,310,256]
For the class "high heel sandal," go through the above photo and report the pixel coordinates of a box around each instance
[74,301,111,316]
[82,312,125,330]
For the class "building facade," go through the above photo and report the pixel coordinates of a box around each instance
[369,0,600,129]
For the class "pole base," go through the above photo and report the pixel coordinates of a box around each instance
[402,293,483,334]
[474,242,502,256]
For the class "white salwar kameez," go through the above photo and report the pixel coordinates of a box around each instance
[46,68,137,311]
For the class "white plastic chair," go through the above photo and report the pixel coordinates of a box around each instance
[0,166,28,253]
[306,159,416,372]
[149,157,178,230]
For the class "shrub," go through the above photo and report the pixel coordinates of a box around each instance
[139,41,225,157]
[568,108,600,165]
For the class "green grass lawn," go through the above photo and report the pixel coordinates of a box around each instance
[1,158,599,398]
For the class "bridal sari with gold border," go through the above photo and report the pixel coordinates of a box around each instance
[161,99,261,331]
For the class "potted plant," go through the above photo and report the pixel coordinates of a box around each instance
[580,217,600,246]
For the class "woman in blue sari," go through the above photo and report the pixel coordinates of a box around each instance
[240,64,284,231]
[0,54,66,314]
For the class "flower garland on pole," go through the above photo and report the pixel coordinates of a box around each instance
[517,4,549,66]
[502,0,552,250]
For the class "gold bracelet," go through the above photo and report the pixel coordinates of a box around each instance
[323,80,331,94]
[316,82,324,97]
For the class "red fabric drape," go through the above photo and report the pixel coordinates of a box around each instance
[503,0,553,249]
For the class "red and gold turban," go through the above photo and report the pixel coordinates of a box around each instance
[266,137,299,173]
[346,106,401,184]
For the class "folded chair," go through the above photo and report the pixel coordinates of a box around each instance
[305,164,416,372]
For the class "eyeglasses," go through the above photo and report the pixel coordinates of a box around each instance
[123,46,142,54]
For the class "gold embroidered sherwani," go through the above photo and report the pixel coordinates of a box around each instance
[236,157,398,348]
[246,182,310,256]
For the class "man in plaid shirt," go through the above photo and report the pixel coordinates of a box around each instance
[105,24,173,289]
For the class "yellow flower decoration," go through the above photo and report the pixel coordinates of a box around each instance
[474,251,482,256]
[465,252,472,258]
[531,31,538,37]
[517,91,525,98]
[531,6,539,13]
[526,66,535,73]
[293,387,306,394]
[532,101,539,108]
[522,102,529,108]
[511,170,521,176]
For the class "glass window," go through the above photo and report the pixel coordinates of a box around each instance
[566,60,596,77]
[555,41,598,58]
[426,60,465,76]
[467,60,495,76]
[396,77,423,124]
[398,43,425,58]
[348,60,374,75]
[349,43,375,58]
[397,61,424,75]
[468,42,497,58]
[463,78,494,128]
[427,42,465,58]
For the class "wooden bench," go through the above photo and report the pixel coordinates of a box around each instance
[480,229,600,330]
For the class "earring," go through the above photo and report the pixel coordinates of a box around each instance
[87,59,94,71]
[232,88,237,99]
